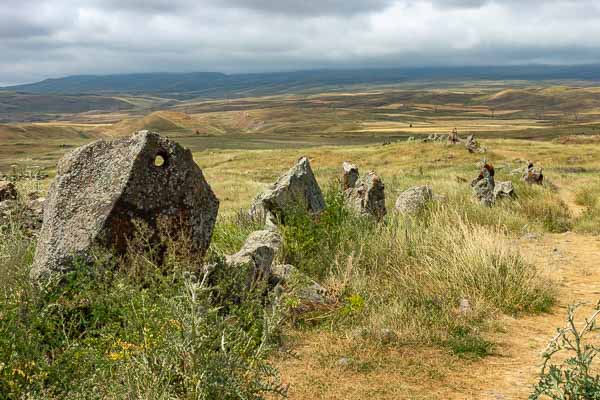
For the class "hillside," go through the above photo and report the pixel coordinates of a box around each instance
[99,111,196,137]
[6,65,600,99]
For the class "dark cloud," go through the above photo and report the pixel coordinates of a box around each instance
[1,0,600,85]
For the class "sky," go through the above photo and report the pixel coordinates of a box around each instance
[1,0,600,85]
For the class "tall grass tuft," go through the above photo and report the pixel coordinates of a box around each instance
[573,180,600,234]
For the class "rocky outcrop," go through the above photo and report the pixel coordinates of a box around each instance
[394,185,433,215]
[226,230,282,281]
[249,157,325,225]
[0,181,17,202]
[344,168,387,220]
[31,131,219,281]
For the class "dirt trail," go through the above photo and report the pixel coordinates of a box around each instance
[445,231,600,399]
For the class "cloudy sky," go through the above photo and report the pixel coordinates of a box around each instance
[1,0,600,85]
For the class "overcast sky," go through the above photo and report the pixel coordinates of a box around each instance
[1,0,600,85]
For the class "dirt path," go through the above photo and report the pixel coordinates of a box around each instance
[273,232,600,400]
[445,231,600,399]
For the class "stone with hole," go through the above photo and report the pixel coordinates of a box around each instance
[249,157,325,225]
[31,130,219,281]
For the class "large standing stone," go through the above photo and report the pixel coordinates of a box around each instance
[31,131,219,281]
[345,170,387,220]
[226,230,282,281]
[0,181,17,202]
[395,185,433,215]
[249,157,325,225]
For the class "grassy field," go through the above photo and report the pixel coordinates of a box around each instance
[1,83,600,399]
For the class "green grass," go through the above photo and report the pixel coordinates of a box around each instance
[573,181,600,234]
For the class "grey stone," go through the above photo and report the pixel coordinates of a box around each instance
[342,161,359,190]
[31,130,219,281]
[0,181,17,202]
[226,230,282,280]
[249,157,325,225]
[344,171,387,220]
[459,298,472,315]
[465,135,486,153]
[336,357,352,369]
[471,163,496,206]
[394,185,433,215]
[271,264,331,305]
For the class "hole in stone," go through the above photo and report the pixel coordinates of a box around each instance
[154,154,166,168]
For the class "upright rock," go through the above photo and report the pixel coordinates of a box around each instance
[395,185,433,215]
[249,157,325,225]
[31,131,219,281]
[0,181,17,202]
[344,166,386,220]
[226,230,282,281]
[465,135,486,153]
[342,162,359,190]
[522,161,544,185]
[471,163,496,207]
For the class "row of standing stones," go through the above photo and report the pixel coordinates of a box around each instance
[0,131,544,307]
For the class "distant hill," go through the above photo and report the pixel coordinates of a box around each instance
[6,65,600,99]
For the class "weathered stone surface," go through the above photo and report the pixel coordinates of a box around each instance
[394,185,433,215]
[226,230,282,280]
[342,161,359,190]
[271,264,331,305]
[31,130,219,281]
[471,163,495,207]
[249,157,325,225]
[0,181,17,202]
[344,171,387,219]
[465,135,486,153]
[494,181,516,199]
[522,162,544,185]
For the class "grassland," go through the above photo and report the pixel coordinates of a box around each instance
[1,82,600,399]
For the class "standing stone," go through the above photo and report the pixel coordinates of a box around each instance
[471,163,496,207]
[0,181,17,202]
[394,185,433,215]
[31,131,219,281]
[226,230,282,281]
[345,171,387,220]
[249,157,325,225]
[522,161,544,185]
[342,162,359,190]
[465,135,486,153]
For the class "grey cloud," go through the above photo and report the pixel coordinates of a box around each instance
[2,0,600,85]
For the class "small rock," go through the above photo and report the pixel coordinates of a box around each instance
[271,264,331,305]
[493,181,516,199]
[380,328,398,345]
[465,135,486,153]
[226,230,282,281]
[336,357,352,369]
[522,161,544,185]
[459,298,472,315]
